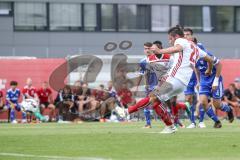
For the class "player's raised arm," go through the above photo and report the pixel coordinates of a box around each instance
[151,26,185,55]
[153,45,183,55]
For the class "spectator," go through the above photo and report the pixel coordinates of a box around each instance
[92,84,105,102]
[6,81,26,123]
[22,78,38,100]
[234,77,240,100]
[99,81,118,120]
[55,85,75,122]
[72,80,83,96]
[224,83,240,118]
[77,83,99,117]
[117,83,136,108]
[37,81,56,121]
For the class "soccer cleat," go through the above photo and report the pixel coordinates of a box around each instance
[115,106,126,118]
[143,125,152,129]
[186,123,196,129]
[11,120,18,124]
[227,108,234,123]
[198,122,206,128]
[160,126,176,134]
[179,124,186,128]
[213,121,222,128]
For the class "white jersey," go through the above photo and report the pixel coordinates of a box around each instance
[166,38,207,85]
[21,99,39,113]
[146,54,173,80]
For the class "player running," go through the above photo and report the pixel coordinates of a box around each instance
[195,41,234,128]
[183,28,215,128]
[136,41,171,128]
[115,26,214,134]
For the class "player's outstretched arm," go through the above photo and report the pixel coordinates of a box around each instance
[153,44,183,55]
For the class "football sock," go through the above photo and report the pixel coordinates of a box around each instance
[128,97,150,114]
[199,105,205,122]
[144,108,151,126]
[220,103,231,112]
[206,107,219,122]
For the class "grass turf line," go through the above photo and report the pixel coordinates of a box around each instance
[0,120,239,160]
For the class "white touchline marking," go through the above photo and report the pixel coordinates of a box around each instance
[0,152,111,160]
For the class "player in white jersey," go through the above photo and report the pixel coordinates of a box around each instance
[115,26,214,134]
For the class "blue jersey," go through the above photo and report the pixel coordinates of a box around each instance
[184,43,206,95]
[196,51,220,87]
[139,58,158,92]
[6,88,21,103]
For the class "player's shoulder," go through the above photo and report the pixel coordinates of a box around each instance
[162,54,171,59]
[7,88,12,93]
[174,38,188,44]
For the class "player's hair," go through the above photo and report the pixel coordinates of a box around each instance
[168,25,184,37]
[183,28,193,35]
[153,41,163,49]
[193,37,198,44]
[99,84,104,89]
[144,42,152,47]
[10,81,18,86]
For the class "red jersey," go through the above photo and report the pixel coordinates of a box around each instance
[117,88,133,105]
[147,53,170,62]
[22,85,37,98]
[37,88,52,103]
[92,89,105,101]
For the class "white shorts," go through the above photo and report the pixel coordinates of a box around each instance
[153,77,186,102]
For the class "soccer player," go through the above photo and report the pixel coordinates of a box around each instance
[136,41,171,128]
[183,28,208,128]
[6,81,26,123]
[116,26,214,133]
[195,45,234,128]
[37,81,56,121]
[22,78,39,100]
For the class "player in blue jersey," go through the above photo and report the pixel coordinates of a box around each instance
[6,81,26,123]
[183,28,208,128]
[137,42,158,128]
[195,42,234,128]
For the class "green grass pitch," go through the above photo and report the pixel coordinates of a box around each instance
[0,120,240,160]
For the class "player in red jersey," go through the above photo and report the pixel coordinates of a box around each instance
[37,81,56,121]
[22,78,39,100]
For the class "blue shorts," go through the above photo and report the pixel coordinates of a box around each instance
[184,84,196,95]
[7,102,21,111]
[199,77,224,99]
[145,85,156,96]
[184,73,197,95]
